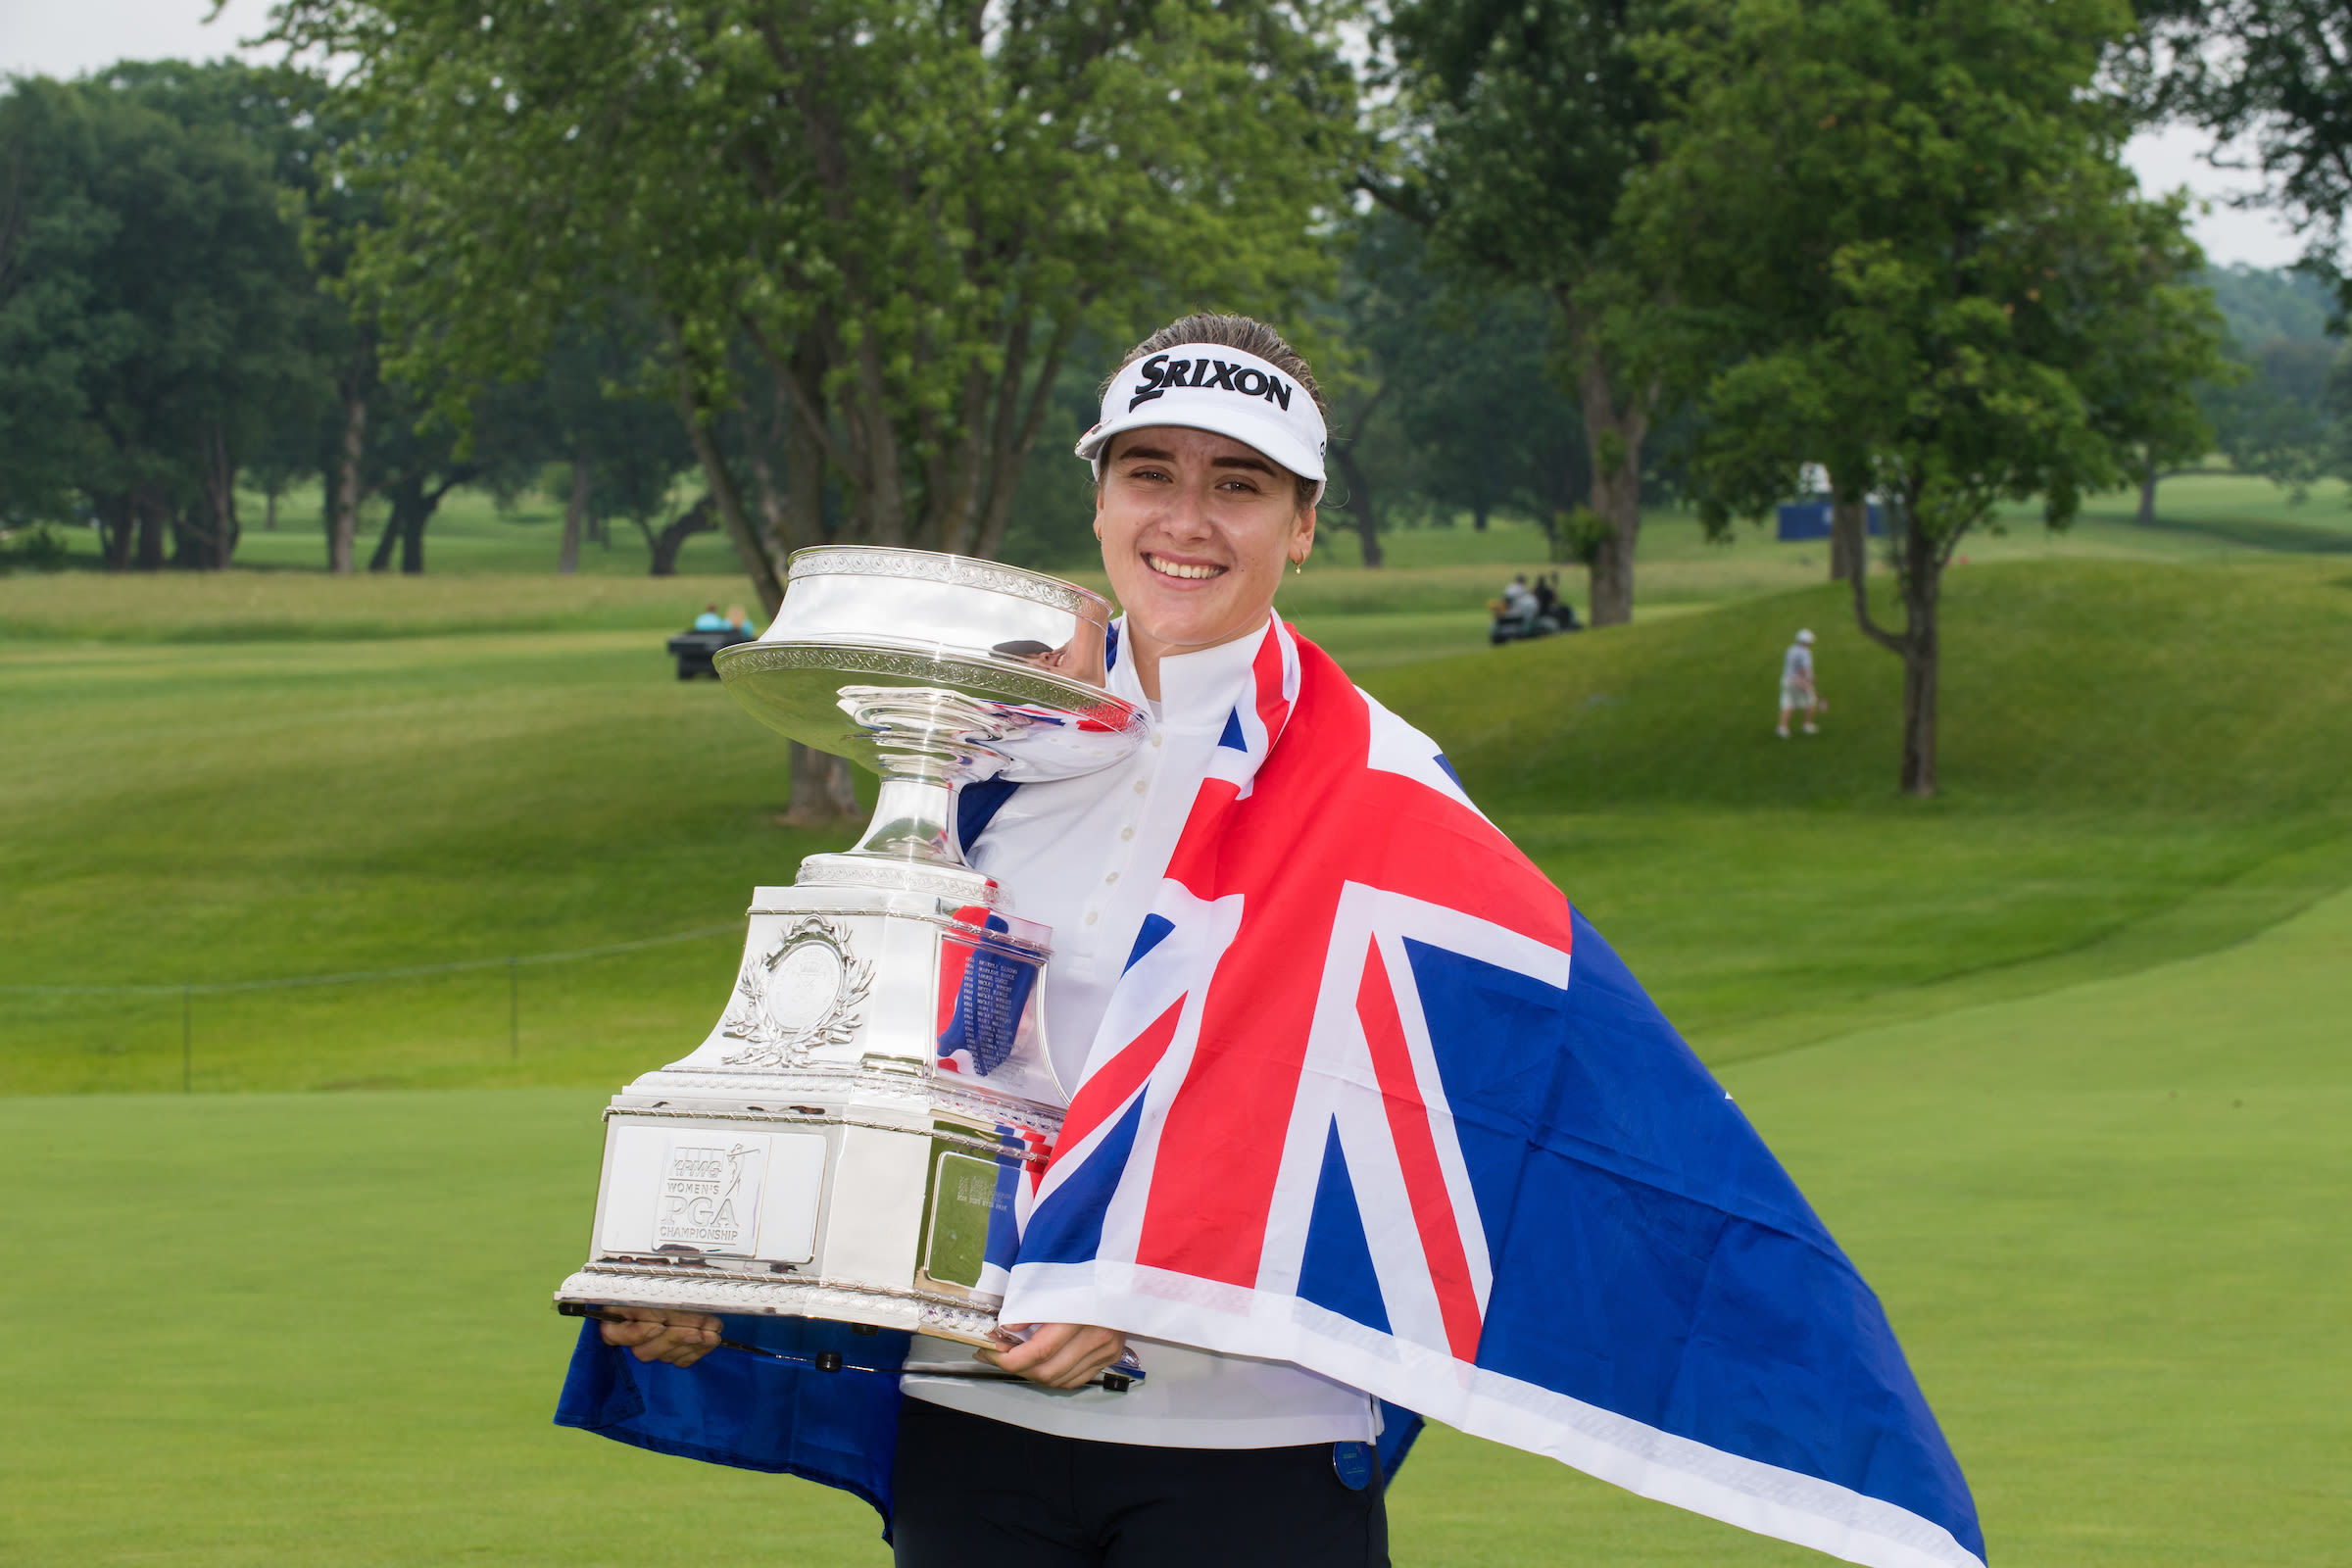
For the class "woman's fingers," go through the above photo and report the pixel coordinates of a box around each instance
[981,1323,1126,1389]
[596,1308,721,1365]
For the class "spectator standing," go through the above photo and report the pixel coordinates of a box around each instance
[1778,628,1820,738]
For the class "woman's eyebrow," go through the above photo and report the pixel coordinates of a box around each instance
[1210,454,1277,477]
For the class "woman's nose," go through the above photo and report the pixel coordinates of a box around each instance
[1160,484,1219,536]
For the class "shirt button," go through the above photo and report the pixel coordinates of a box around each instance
[1120,827,1135,841]
[1084,910,1099,925]
[1151,733,1163,748]
[1104,872,1118,884]
[1133,779,1148,794]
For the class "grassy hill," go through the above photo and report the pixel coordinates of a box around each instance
[6,556,2348,1093]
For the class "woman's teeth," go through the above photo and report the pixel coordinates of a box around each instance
[1148,555,1225,580]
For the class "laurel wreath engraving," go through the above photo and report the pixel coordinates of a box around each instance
[718,915,874,1069]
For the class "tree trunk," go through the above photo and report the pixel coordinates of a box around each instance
[1848,491,1944,798]
[2136,456,2158,524]
[1471,498,1490,532]
[264,486,278,532]
[644,496,716,575]
[782,355,824,556]
[1830,489,1868,582]
[205,427,239,569]
[784,741,863,825]
[1327,440,1384,568]
[331,385,368,574]
[134,488,168,572]
[367,503,400,572]
[559,458,589,575]
[674,353,788,617]
[1572,339,1650,627]
[399,503,427,574]
[1895,517,1940,798]
[95,492,134,571]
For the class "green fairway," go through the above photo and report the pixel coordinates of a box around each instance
[7,520,2349,1563]
[9,555,2346,1095]
[6,880,2341,1565]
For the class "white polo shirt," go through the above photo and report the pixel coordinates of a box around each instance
[898,620,1375,1448]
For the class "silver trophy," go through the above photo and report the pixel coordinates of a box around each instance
[553,547,1147,1348]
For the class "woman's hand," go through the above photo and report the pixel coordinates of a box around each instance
[978,1322,1128,1390]
[598,1306,722,1367]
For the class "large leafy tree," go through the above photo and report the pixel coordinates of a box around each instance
[2132,3,2352,303]
[1327,211,1592,564]
[0,64,328,569]
[270,0,1361,616]
[1378,0,1673,624]
[1632,0,2229,796]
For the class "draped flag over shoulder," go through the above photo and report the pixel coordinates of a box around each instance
[1003,618,1985,1568]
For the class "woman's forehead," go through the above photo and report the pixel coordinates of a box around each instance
[1106,424,1294,478]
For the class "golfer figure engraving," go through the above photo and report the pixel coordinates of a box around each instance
[554,547,1149,1348]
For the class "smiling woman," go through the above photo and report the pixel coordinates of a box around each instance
[1077,314,1329,699]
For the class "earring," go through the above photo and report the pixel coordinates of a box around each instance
[1292,559,1301,575]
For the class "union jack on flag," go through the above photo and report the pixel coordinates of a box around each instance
[1001,618,1985,1568]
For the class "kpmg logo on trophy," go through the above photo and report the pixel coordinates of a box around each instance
[554,548,1148,1346]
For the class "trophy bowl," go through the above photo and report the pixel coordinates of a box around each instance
[554,548,1148,1351]
[714,547,1147,899]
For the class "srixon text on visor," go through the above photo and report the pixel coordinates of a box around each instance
[1128,354,1297,413]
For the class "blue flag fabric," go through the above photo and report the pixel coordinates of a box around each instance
[555,1316,1425,1532]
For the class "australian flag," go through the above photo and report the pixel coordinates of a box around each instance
[558,617,1982,1568]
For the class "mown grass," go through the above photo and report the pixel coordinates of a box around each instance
[6,523,2349,1563]
[8,558,2349,1093]
[7,880,2342,1565]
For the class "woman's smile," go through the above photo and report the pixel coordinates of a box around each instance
[1143,553,1228,581]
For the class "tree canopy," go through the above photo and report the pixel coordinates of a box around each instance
[1631,0,2230,794]
[268,0,1364,612]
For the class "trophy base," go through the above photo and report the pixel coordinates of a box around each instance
[555,878,1063,1360]
[555,1262,1005,1348]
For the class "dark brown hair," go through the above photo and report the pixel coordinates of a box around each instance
[1101,314,1324,511]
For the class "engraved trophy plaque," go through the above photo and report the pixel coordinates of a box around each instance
[554,548,1147,1347]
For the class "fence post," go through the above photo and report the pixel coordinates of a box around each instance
[509,957,519,1061]
[182,985,192,1094]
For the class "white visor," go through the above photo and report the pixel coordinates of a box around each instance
[1076,344,1327,504]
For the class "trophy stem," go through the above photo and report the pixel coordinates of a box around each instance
[846,774,965,867]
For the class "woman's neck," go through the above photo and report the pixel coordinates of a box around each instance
[1123,612,1272,702]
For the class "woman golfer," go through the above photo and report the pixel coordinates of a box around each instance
[606,315,1390,1566]
[584,313,1986,1568]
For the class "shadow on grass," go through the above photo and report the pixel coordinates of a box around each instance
[2131,511,2352,554]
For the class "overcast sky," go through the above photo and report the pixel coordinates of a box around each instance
[1,0,2311,270]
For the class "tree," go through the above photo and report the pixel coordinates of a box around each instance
[2201,336,2335,501]
[1634,0,2229,796]
[0,64,329,569]
[1320,208,1601,576]
[1379,0,1675,624]
[270,0,1361,618]
[2132,3,2352,307]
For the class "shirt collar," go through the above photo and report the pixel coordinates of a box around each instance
[1108,614,1270,732]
